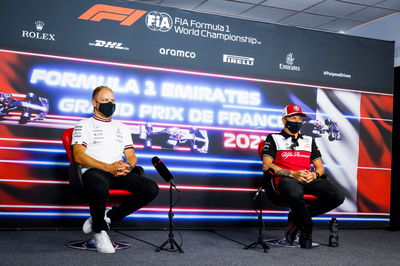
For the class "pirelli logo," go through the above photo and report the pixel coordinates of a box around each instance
[78,4,147,26]
[223,54,254,66]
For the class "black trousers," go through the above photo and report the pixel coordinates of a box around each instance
[277,177,345,226]
[82,168,159,233]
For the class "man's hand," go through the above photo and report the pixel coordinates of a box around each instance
[304,170,318,183]
[105,160,124,176]
[103,160,133,176]
[292,170,312,182]
[292,170,317,183]
[115,162,131,177]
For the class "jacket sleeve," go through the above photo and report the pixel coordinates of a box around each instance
[262,134,276,160]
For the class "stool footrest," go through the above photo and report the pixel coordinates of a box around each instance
[264,237,320,248]
[66,239,132,251]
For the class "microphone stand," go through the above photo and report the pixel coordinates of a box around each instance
[156,180,184,253]
[244,187,269,253]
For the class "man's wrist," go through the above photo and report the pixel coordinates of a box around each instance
[102,162,111,173]
[313,171,320,179]
[126,162,133,171]
[276,168,291,177]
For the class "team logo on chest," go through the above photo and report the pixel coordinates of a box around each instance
[93,127,104,144]
[281,151,309,159]
[116,128,123,142]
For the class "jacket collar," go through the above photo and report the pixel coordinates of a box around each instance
[92,115,112,122]
[280,129,303,140]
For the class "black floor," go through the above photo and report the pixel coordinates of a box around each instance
[1,229,399,265]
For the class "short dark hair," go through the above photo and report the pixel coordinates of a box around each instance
[92,86,112,100]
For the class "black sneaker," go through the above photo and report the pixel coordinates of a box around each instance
[285,212,298,245]
[299,220,313,249]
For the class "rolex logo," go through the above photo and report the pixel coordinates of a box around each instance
[35,21,45,31]
[22,20,55,41]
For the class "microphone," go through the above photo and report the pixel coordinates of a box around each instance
[151,156,180,192]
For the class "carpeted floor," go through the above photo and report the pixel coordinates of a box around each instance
[1,229,399,265]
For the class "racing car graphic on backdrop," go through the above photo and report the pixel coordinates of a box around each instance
[137,123,209,153]
[0,92,49,124]
[302,118,341,141]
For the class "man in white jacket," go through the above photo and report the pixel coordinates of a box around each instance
[72,86,159,253]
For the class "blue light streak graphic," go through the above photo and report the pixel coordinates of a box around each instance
[0,159,261,175]
[0,212,389,222]
[0,147,262,164]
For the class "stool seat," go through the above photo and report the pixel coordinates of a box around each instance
[303,194,318,201]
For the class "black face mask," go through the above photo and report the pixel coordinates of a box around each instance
[96,101,116,117]
[285,120,302,134]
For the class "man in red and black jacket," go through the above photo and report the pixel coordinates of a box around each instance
[262,104,344,249]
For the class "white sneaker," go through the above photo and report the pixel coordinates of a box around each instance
[83,209,111,234]
[93,231,115,254]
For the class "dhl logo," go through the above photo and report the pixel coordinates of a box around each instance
[78,4,147,26]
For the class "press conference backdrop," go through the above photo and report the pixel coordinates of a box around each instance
[0,0,394,228]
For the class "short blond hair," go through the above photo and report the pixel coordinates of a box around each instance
[92,86,112,100]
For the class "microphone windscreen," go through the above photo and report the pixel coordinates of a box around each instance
[152,156,174,182]
[151,156,160,166]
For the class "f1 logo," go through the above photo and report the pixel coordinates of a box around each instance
[78,4,147,26]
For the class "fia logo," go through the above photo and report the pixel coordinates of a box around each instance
[145,11,173,32]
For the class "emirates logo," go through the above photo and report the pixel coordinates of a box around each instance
[286,53,294,65]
